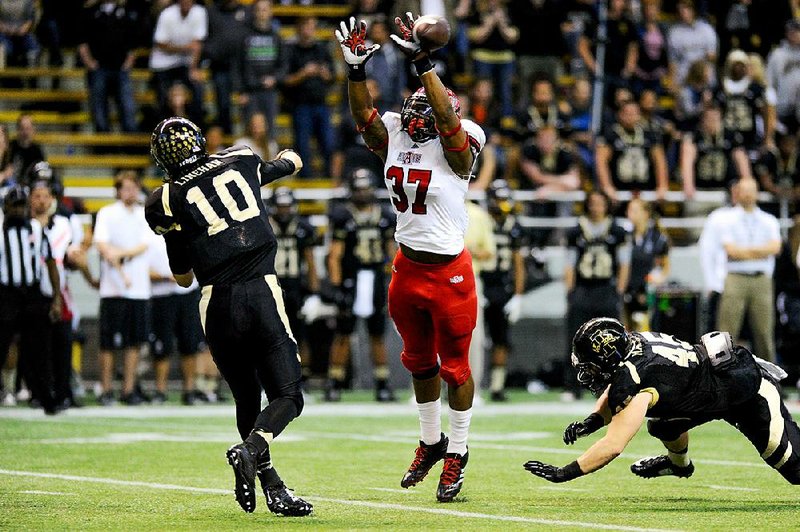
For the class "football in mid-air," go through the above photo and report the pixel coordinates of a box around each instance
[412,15,451,52]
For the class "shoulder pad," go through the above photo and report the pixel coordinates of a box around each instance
[144,185,180,235]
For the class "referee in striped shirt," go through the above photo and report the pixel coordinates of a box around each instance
[0,185,62,414]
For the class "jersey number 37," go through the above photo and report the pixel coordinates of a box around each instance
[386,166,432,215]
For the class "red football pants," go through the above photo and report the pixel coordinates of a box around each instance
[388,248,477,386]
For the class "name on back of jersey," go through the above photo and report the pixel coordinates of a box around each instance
[173,158,224,186]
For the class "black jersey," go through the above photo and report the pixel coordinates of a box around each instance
[270,216,316,288]
[144,146,296,286]
[718,81,765,150]
[481,215,524,290]
[607,331,762,418]
[600,124,661,190]
[690,129,743,189]
[754,148,800,188]
[567,217,630,286]
[329,203,395,279]
[519,143,576,191]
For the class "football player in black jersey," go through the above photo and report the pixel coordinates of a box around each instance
[524,318,800,485]
[268,187,319,379]
[681,105,753,198]
[145,117,312,517]
[563,191,631,398]
[324,169,397,402]
[481,180,525,402]
[595,100,668,202]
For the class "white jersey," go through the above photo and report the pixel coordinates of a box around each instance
[381,111,486,255]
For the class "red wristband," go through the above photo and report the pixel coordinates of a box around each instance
[436,122,462,138]
[356,108,379,133]
[443,135,470,152]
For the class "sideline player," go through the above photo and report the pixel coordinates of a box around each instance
[145,117,312,516]
[336,14,486,502]
[324,170,396,402]
[523,318,800,485]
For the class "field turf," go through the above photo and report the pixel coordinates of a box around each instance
[1,391,798,531]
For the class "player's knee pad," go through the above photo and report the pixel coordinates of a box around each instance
[401,350,437,377]
[646,419,683,442]
[439,363,471,387]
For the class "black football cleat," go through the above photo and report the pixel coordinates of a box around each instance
[226,443,259,512]
[437,451,468,502]
[264,482,313,517]
[401,433,448,488]
[631,455,694,479]
[375,386,396,402]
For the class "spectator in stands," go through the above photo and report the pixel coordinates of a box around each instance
[578,0,637,99]
[667,0,718,89]
[719,49,775,154]
[204,0,248,134]
[562,0,595,76]
[234,112,277,160]
[717,178,781,363]
[467,0,519,118]
[204,123,226,154]
[513,76,571,142]
[365,16,406,113]
[639,89,677,163]
[633,0,669,95]
[149,0,208,128]
[467,77,502,134]
[510,0,566,107]
[9,114,45,182]
[236,0,284,133]
[766,19,800,133]
[623,198,669,331]
[0,0,38,67]
[519,125,580,196]
[93,172,151,406]
[675,59,714,132]
[596,100,668,202]
[0,126,14,188]
[164,82,190,119]
[754,129,800,204]
[567,77,593,169]
[350,0,390,28]
[681,105,752,200]
[284,16,335,178]
[78,0,139,134]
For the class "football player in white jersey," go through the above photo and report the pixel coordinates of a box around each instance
[335,14,486,502]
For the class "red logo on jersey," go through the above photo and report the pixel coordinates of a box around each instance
[397,151,422,165]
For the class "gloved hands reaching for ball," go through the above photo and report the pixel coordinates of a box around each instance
[390,12,425,59]
[335,17,380,80]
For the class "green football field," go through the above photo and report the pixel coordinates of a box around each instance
[1,391,798,531]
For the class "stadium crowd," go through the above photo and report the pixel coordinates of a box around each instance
[1,0,800,411]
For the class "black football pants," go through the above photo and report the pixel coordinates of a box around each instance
[199,274,304,441]
[647,377,800,484]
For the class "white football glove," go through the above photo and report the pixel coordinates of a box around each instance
[504,294,523,324]
[335,17,380,66]
[390,12,423,58]
[299,294,338,324]
[276,149,303,176]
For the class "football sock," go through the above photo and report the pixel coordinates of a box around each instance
[374,365,390,382]
[1,369,14,395]
[489,366,506,393]
[245,430,272,456]
[447,407,472,456]
[417,398,442,445]
[328,365,346,384]
[195,375,208,393]
[668,446,690,467]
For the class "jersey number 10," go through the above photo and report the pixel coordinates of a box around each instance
[386,166,432,215]
[186,170,261,236]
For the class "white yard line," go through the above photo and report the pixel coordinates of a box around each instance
[0,469,681,532]
[705,485,759,492]
[367,487,413,494]
[18,490,74,496]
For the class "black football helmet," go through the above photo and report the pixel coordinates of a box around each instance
[4,184,28,207]
[400,87,461,143]
[150,117,207,180]
[348,168,377,207]
[269,186,297,223]
[487,179,514,217]
[571,317,631,395]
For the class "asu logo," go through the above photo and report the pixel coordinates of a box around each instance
[397,151,422,165]
[589,329,617,357]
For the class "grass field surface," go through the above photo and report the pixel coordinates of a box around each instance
[1,391,798,530]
